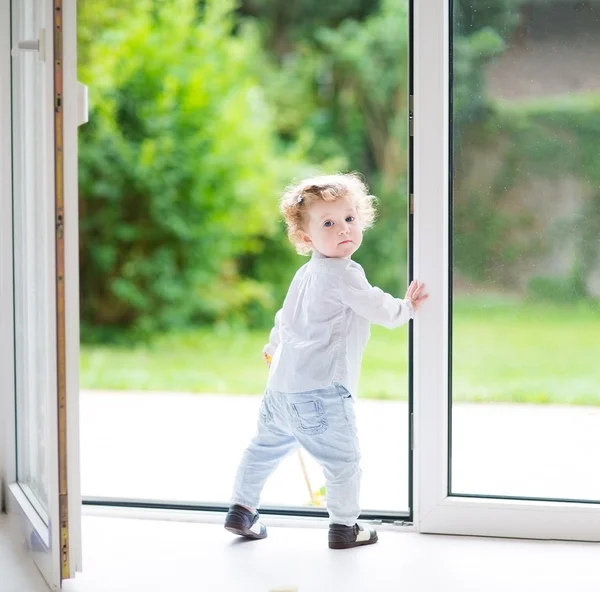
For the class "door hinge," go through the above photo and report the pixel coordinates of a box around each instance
[59,494,70,579]
[409,193,414,215]
[410,412,414,450]
[409,94,414,137]
[56,212,64,239]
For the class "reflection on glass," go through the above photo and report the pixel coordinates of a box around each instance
[12,0,51,519]
[452,1,600,500]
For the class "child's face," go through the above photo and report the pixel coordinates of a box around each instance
[301,196,363,258]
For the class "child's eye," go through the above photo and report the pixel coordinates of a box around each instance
[324,220,334,228]
[346,216,355,223]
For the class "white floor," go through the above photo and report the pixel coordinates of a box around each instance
[5,394,600,591]
[2,511,600,592]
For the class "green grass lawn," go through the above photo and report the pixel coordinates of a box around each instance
[80,299,600,405]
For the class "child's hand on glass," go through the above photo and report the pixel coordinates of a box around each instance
[405,280,428,312]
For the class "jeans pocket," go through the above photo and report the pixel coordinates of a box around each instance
[259,397,273,423]
[291,400,328,435]
[339,389,358,435]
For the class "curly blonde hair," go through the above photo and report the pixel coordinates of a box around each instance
[280,172,377,255]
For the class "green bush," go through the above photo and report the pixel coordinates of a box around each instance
[317,0,411,294]
[78,0,305,339]
[77,0,548,341]
[275,0,412,294]
[454,98,600,297]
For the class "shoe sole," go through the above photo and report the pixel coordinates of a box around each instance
[224,521,267,540]
[329,534,378,550]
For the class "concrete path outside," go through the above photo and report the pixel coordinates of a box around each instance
[80,391,600,512]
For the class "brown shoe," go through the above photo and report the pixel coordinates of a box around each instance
[328,523,378,549]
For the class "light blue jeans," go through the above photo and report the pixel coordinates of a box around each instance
[230,384,362,527]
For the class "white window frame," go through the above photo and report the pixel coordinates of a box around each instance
[0,0,16,507]
[412,0,600,542]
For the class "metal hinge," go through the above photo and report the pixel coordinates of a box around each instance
[59,494,70,579]
[410,412,414,450]
[409,193,414,215]
[409,94,414,137]
[56,212,64,239]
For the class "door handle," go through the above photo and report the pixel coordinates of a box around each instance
[13,40,38,51]
[77,82,89,127]
[11,29,46,61]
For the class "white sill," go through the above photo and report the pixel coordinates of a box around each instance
[82,503,417,533]
[8,483,50,548]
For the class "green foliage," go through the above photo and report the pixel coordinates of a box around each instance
[238,0,380,56]
[451,1,600,299]
[500,95,600,187]
[454,96,600,298]
[454,192,536,283]
[454,0,522,36]
[313,0,411,293]
[250,0,412,295]
[494,99,600,299]
[78,0,305,338]
[527,276,584,303]
[453,0,522,126]
[78,0,416,340]
[452,28,506,127]
[78,0,136,66]
[80,0,595,341]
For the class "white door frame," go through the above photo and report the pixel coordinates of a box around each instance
[412,0,600,542]
[1,0,60,583]
[0,0,16,511]
[1,0,82,586]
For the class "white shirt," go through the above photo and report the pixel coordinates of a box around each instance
[263,250,414,398]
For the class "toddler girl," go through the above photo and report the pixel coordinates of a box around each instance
[224,173,427,549]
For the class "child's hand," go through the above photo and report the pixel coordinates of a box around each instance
[405,280,428,312]
[263,352,272,367]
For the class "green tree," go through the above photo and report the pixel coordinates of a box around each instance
[322,0,410,293]
[250,0,412,294]
[453,0,523,127]
[238,0,380,58]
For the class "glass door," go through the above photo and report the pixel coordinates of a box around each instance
[11,0,53,532]
[450,0,600,504]
[414,0,600,541]
[77,0,413,523]
[4,0,83,587]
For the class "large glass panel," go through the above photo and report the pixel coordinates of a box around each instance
[451,0,600,500]
[12,0,53,520]
[78,0,411,516]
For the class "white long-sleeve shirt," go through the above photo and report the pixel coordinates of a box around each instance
[263,250,413,398]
